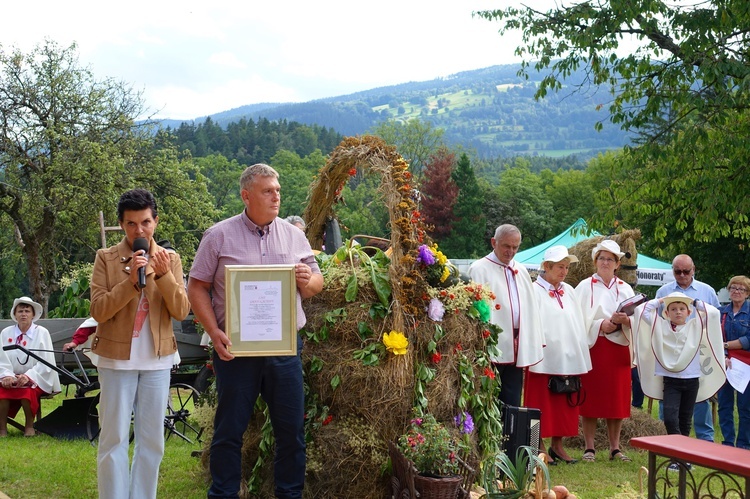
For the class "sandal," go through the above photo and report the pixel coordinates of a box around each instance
[610,449,631,462]
[582,449,596,462]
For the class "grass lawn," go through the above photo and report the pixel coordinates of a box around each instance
[1,397,744,498]
[0,391,208,499]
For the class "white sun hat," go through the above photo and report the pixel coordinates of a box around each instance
[591,239,625,261]
[11,296,43,322]
[542,245,579,264]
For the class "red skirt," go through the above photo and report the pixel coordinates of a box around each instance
[0,386,45,418]
[578,336,631,419]
[523,371,580,438]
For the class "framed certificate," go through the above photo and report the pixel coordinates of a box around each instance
[225,264,297,356]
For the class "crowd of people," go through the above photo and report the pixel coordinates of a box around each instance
[1,173,749,498]
[470,223,750,466]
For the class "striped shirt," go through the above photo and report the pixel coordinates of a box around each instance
[189,212,320,331]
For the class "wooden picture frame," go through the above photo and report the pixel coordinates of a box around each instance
[224,264,297,356]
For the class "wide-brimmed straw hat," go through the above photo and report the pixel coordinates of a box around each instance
[591,239,625,261]
[11,296,43,322]
[661,292,693,319]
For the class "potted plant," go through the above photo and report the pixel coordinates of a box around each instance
[396,413,469,498]
[479,446,551,499]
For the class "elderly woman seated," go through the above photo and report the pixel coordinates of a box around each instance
[0,297,61,437]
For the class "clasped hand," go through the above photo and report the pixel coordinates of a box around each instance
[1,374,29,388]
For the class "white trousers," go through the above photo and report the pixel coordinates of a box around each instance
[97,368,170,499]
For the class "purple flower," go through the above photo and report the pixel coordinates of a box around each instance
[427,298,445,322]
[454,412,474,435]
[417,245,436,266]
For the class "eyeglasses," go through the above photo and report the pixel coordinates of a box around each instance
[596,257,616,263]
[729,286,748,293]
[672,269,693,276]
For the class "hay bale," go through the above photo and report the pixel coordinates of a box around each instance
[566,229,641,287]
[566,407,666,450]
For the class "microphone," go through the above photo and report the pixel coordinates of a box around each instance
[133,237,149,289]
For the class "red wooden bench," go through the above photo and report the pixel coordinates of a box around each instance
[631,434,750,498]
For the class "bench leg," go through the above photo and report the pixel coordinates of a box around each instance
[648,452,656,498]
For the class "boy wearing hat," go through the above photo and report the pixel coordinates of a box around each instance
[636,292,726,438]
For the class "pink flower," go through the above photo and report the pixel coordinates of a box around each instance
[427,298,445,322]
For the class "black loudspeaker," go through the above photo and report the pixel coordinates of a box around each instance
[501,405,541,465]
[324,218,342,255]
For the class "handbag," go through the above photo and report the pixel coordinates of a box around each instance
[548,375,586,407]
[547,375,581,394]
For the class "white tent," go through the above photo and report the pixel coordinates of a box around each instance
[452,219,674,287]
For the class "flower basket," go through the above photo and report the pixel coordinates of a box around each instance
[413,473,464,499]
[389,440,477,499]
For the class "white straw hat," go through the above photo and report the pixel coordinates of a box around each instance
[591,239,625,261]
[11,296,43,322]
[542,245,579,264]
[661,292,693,319]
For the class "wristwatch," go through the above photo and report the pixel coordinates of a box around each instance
[724,342,729,350]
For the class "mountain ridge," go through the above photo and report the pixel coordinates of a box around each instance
[159,63,631,159]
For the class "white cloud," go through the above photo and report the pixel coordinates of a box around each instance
[2,0,538,120]
[208,52,248,70]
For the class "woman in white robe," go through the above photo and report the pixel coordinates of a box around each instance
[0,297,60,436]
[525,246,591,464]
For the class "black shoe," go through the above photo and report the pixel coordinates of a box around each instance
[548,447,578,464]
[668,462,692,471]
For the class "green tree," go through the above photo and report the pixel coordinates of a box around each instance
[477,179,515,246]
[270,149,327,220]
[478,1,750,244]
[370,119,445,179]
[0,41,217,314]
[542,168,597,236]
[334,174,389,240]
[193,154,245,219]
[441,153,486,258]
[494,161,555,248]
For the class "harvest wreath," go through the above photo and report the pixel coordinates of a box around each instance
[197,135,505,498]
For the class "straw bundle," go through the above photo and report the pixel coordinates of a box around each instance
[565,229,641,287]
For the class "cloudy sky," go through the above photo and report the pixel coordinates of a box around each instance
[2,1,536,120]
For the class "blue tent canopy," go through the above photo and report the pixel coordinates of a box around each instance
[514,218,673,286]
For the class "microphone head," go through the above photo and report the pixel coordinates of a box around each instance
[133,238,149,253]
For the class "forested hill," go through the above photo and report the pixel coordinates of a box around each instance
[161,63,632,159]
